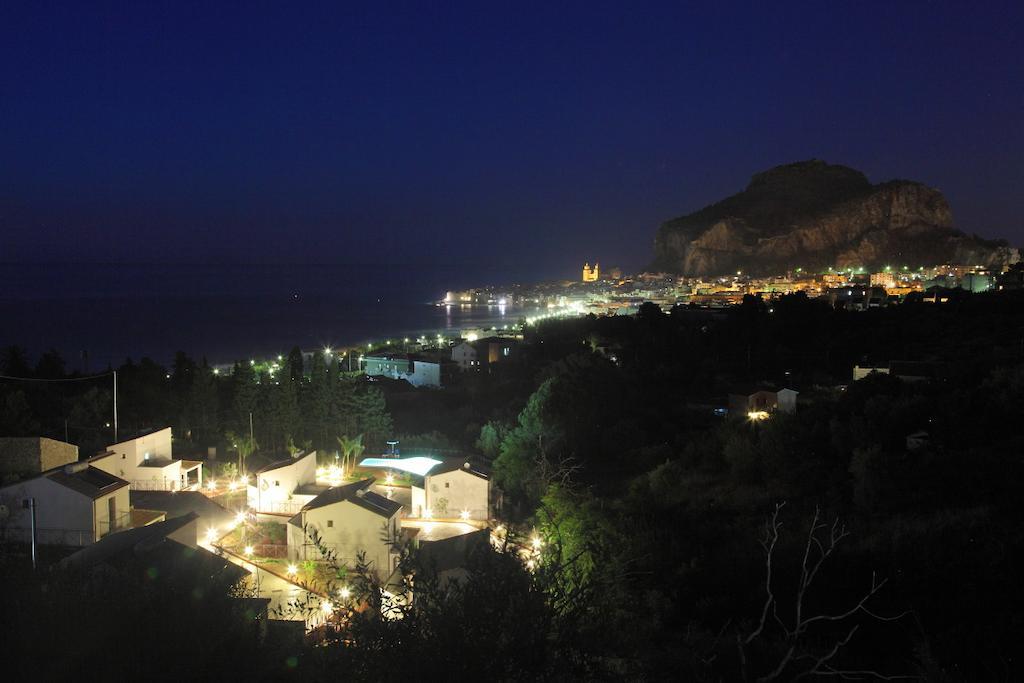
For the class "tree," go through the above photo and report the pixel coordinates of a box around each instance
[225,430,258,476]
[336,434,365,478]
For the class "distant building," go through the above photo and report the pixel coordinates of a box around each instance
[364,355,441,387]
[0,462,131,546]
[451,337,518,371]
[90,427,203,492]
[870,271,897,289]
[582,262,600,282]
[728,386,799,417]
[0,437,78,480]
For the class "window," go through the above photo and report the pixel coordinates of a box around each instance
[327,520,333,527]
[445,482,450,488]
[275,480,280,486]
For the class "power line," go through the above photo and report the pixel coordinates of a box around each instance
[0,371,114,383]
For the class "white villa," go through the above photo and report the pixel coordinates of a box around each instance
[411,460,491,521]
[0,462,132,546]
[90,427,203,492]
[287,478,403,579]
[248,450,322,515]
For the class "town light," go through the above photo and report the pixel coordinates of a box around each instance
[213,368,220,375]
[324,346,332,355]
[286,564,298,576]
[460,510,470,521]
[235,511,246,525]
[385,472,394,486]
[339,586,351,599]
[321,601,334,615]
[244,545,254,557]
[228,481,238,492]
[747,410,770,421]
[206,479,217,492]
[531,536,542,550]
[206,528,217,542]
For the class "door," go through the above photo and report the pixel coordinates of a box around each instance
[108,496,117,534]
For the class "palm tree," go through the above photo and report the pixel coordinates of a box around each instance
[335,434,365,479]
[226,430,258,476]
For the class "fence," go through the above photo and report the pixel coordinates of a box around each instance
[1,526,93,547]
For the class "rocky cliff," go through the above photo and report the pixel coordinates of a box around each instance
[652,160,1016,276]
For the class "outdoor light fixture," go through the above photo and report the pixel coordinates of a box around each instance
[532,536,542,550]
[244,545,254,557]
[460,510,470,520]
[207,479,217,491]
[287,564,298,576]
[321,601,333,615]
[339,587,351,599]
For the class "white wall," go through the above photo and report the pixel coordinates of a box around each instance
[292,500,400,579]
[410,485,426,518]
[777,389,798,414]
[108,427,173,466]
[1,477,98,545]
[408,361,441,387]
[452,343,477,370]
[853,365,890,381]
[92,486,131,538]
[254,452,317,512]
[425,469,489,520]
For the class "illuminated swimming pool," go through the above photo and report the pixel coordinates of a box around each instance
[358,456,443,477]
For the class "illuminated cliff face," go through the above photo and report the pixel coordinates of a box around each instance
[582,262,600,282]
[653,160,1015,276]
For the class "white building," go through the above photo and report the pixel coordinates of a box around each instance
[451,342,479,370]
[776,388,799,414]
[249,451,320,514]
[90,427,203,492]
[364,355,441,388]
[287,479,403,579]
[411,460,490,521]
[0,462,131,546]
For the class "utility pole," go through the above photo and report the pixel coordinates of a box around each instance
[112,370,118,442]
[23,498,37,570]
[249,411,254,444]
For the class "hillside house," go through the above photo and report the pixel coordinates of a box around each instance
[90,427,203,492]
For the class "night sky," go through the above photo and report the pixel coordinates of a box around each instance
[2,1,1022,279]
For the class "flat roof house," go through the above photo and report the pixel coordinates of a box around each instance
[90,427,203,492]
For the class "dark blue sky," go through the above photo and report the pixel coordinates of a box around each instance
[2,1,1021,279]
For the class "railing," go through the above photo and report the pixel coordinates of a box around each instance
[255,500,306,515]
[128,478,179,491]
[1,526,93,547]
[97,511,133,538]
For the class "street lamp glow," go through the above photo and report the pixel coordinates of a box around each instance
[384,472,394,486]
[339,586,351,599]
[206,479,217,492]
[459,510,470,521]
[213,368,220,375]
[532,536,542,550]
[321,600,334,615]
[244,545,254,557]
[324,346,332,355]
[205,527,217,542]
[286,564,298,576]
[228,481,238,492]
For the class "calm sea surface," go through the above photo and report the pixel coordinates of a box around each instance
[0,263,542,369]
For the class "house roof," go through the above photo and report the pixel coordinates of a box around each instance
[256,451,314,474]
[426,459,491,481]
[61,512,200,570]
[728,384,779,398]
[106,426,171,448]
[301,478,403,518]
[62,511,249,586]
[44,464,128,499]
[418,528,491,574]
[130,490,235,531]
